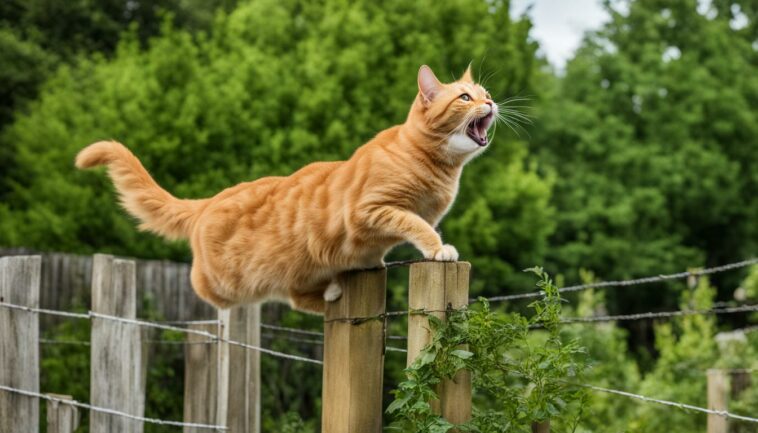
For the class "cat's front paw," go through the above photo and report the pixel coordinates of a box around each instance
[323,281,343,302]
[431,244,459,262]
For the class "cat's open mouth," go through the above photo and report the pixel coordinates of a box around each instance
[466,112,494,147]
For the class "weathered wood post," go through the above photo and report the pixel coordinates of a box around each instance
[46,394,80,433]
[407,262,472,424]
[532,420,550,433]
[0,255,41,433]
[322,269,387,433]
[707,368,729,433]
[184,322,220,432]
[90,254,145,433]
[216,304,261,433]
[730,369,752,399]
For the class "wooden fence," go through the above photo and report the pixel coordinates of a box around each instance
[0,254,476,433]
[3,253,752,433]
[0,249,214,323]
[707,368,754,433]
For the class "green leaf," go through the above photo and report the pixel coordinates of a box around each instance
[451,349,474,359]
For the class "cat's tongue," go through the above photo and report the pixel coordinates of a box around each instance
[467,116,490,146]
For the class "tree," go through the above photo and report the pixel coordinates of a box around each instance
[1,0,553,297]
[2,0,555,425]
[0,0,239,199]
[533,0,758,314]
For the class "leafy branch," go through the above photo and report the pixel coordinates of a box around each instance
[388,267,587,432]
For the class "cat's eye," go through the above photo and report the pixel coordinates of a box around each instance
[459,93,472,102]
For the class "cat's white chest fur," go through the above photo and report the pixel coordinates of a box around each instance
[447,133,487,163]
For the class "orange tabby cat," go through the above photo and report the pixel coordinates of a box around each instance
[76,65,497,313]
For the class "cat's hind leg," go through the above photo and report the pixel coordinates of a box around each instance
[290,290,326,314]
[191,264,234,309]
[290,278,342,314]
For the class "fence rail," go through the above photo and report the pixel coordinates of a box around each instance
[1,253,756,432]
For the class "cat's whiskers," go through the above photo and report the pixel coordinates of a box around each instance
[492,96,532,138]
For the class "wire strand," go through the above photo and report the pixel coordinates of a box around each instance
[0,301,89,319]
[484,257,758,302]
[553,304,758,325]
[0,384,227,431]
[261,331,408,353]
[576,383,758,424]
[88,311,322,365]
[261,323,324,337]
[262,322,407,340]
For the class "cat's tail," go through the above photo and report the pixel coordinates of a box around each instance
[76,140,206,240]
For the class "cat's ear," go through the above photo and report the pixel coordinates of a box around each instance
[460,63,474,82]
[418,65,442,105]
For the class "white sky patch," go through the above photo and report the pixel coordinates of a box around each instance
[730,4,749,30]
[662,46,681,62]
[511,0,609,69]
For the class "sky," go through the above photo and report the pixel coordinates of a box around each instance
[510,0,609,68]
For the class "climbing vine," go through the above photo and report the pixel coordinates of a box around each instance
[387,267,587,432]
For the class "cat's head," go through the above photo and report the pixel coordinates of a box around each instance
[411,65,498,158]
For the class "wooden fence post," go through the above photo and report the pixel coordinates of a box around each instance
[46,394,80,433]
[0,256,41,433]
[532,420,550,433]
[730,369,751,399]
[322,269,387,433]
[707,369,729,433]
[216,304,261,433]
[184,322,220,432]
[407,262,472,425]
[90,254,145,433]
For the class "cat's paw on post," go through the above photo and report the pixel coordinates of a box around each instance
[323,281,343,302]
[432,244,459,262]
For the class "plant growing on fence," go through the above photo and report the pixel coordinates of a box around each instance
[387,267,587,432]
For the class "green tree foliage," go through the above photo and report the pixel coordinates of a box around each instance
[1,0,553,295]
[533,0,758,311]
[0,0,238,199]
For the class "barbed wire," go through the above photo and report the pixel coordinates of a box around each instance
[157,319,220,326]
[40,338,218,346]
[0,303,322,364]
[483,257,758,302]
[88,311,323,365]
[575,383,758,424]
[262,322,408,340]
[0,301,89,319]
[553,304,758,325]
[39,338,90,346]
[0,384,226,431]
[261,331,408,353]
[323,307,460,324]
[261,323,324,337]
[262,332,322,346]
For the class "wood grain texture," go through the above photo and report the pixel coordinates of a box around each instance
[407,262,471,425]
[184,323,219,433]
[216,304,261,433]
[0,255,41,433]
[90,255,145,433]
[322,269,387,433]
[707,369,728,433]
[46,394,80,433]
[0,249,215,324]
